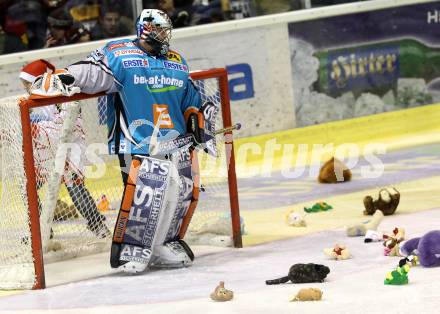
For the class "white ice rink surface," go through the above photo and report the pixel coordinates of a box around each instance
[1,208,440,314]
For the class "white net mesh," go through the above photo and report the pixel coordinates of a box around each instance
[185,78,237,246]
[0,96,35,289]
[0,73,238,289]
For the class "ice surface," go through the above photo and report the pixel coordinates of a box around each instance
[1,209,440,313]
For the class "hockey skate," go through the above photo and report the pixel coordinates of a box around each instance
[118,260,149,274]
[150,239,194,268]
[110,243,150,274]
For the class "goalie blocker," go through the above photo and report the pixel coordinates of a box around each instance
[109,102,217,273]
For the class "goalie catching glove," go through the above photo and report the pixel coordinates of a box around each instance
[29,70,81,99]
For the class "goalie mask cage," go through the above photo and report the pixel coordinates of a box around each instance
[0,68,242,290]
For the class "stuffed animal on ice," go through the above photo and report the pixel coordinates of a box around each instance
[346,210,384,237]
[364,230,384,243]
[399,230,440,267]
[285,210,306,227]
[318,157,352,183]
[363,188,400,216]
[384,264,410,285]
[399,255,419,268]
[290,288,323,302]
[383,227,405,256]
[266,263,330,285]
[210,281,233,302]
[304,202,332,213]
[323,244,351,260]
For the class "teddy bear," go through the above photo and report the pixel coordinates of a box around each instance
[290,288,323,301]
[399,230,440,267]
[210,281,233,302]
[318,157,352,183]
[363,188,400,216]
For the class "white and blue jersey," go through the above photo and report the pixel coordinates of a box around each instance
[68,39,202,154]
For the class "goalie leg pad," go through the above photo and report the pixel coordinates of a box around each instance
[110,156,141,269]
[160,149,201,242]
[149,149,198,268]
[164,149,198,242]
[111,155,180,272]
[117,244,152,274]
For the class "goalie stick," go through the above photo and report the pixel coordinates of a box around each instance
[149,123,241,156]
[214,123,241,135]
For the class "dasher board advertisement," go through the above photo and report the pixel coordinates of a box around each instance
[288,2,440,127]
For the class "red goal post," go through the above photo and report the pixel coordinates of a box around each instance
[16,68,242,290]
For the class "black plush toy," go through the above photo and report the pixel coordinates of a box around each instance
[266,263,330,285]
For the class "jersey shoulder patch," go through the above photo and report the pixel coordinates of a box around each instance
[105,40,143,58]
[166,50,183,63]
[106,40,136,51]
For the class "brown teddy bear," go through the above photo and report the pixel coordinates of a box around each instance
[318,157,352,183]
[363,188,400,216]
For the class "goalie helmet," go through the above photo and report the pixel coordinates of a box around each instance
[136,9,172,56]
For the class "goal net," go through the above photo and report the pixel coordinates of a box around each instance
[0,68,241,290]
